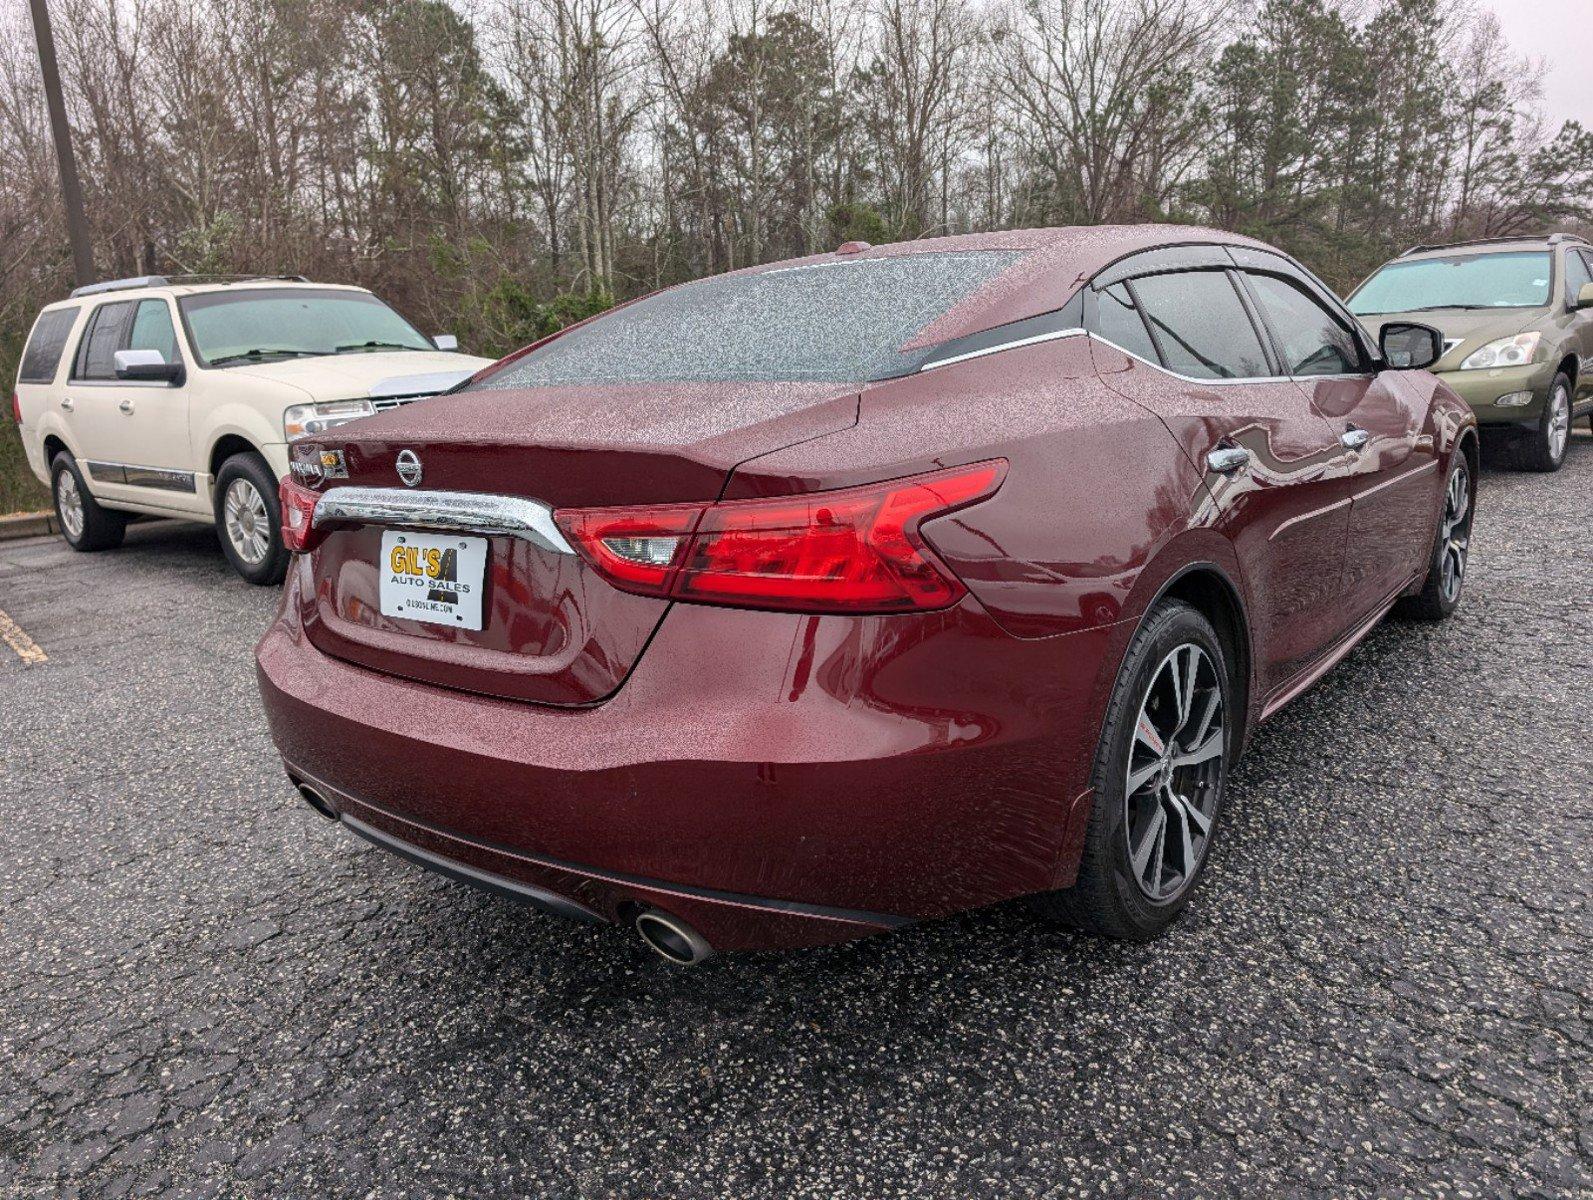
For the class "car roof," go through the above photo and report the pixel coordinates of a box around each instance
[730,224,1282,347]
[1397,234,1589,262]
[40,277,371,313]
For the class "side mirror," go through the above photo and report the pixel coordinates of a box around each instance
[114,348,184,384]
[433,334,459,352]
[1379,322,1444,370]
[1575,283,1593,310]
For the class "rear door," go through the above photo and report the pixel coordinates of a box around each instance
[1236,253,1439,622]
[1086,252,1352,697]
[65,298,198,505]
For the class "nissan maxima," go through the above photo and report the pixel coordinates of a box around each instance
[256,227,1478,963]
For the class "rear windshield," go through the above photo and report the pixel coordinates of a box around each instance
[470,251,1024,388]
[1349,251,1553,314]
[18,308,79,384]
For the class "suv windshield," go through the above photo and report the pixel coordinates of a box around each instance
[1349,251,1553,315]
[178,287,432,367]
[470,251,1024,388]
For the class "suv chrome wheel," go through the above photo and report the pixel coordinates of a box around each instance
[1124,643,1226,903]
[56,469,85,540]
[223,478,271,565]
[1439,459,1472,604]
[1548,383,1571,463]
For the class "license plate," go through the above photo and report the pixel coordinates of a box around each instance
[379,530,488,630]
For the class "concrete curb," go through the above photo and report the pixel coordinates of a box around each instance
[0,510,56,541]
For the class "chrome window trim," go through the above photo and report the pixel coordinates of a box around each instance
[1086,333,1379,387]
[1084,334,1295,385]
[918,328,1086,372]
[312,486,575,555]
[67,378,183,390]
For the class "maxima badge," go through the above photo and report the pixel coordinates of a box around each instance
[396,449,423,488]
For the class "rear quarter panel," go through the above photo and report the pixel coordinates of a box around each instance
[721,335,1227,876]
[723,336,1212,642]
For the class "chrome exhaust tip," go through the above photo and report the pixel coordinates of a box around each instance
[634,909,715,965]
[294,782,339,822]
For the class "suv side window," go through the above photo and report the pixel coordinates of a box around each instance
[127,299,179,363]
[72,301,136,382]
[1564,249,1592,307]
[18,308,79,384]
[1090,282,1160,363]
[1244,272,1365,376]
[1130,270,1273,380]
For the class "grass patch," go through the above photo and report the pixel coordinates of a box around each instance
[1,421,49,516]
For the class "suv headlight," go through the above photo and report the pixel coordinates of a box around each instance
[284,399,375,440]
[1459,332,1540,370]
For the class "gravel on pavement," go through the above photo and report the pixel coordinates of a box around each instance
[1,434,1589,1198]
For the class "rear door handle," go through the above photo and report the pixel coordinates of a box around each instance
[118,398,135,415]
[1206,445,1251,473]
[1341,427,1370,451]
[59,397,74,412]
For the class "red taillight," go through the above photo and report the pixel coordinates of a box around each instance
[554,460,1005,614]
[279,475,324,553]
[10,393,21,426]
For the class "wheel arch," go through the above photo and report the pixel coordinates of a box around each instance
[209,433,263,483]
[1140,561,1255,754]
[1554,351,1578,389]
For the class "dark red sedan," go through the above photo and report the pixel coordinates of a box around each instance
[257,226,1477,963]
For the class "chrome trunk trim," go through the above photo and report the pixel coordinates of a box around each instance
[311,486,575,555]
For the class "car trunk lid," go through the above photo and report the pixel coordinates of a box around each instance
[296,381,858,705]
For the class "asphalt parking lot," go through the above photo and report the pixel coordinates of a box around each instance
[2,435,1590,1199]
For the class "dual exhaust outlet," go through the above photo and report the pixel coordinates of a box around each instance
[293,778,714,965]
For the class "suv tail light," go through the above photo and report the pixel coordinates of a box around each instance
[10,393,21,426]
[279,475,325,554]
[554,460,1005,614]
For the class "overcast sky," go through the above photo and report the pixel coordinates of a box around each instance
[1483,0,1593,130]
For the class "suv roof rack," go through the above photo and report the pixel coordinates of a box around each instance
[68,273,312,298]
[1398,233,1591,258]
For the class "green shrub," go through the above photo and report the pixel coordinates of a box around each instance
[0,421,49,516]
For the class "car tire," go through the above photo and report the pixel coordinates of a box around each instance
[1515,373,1572,472]
[213,452,288,586]
[1031,600,1233,940]
[1396,449,1474,622]
[50,452,127,552]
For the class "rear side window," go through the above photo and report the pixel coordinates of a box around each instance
[72,301,136,382]
[470,251,1025,387]
[1131,271,1272,380]
[127,299,179,362]
[1245,273,1364,376]
[1091,283,1159,362]
[18,308,79,384]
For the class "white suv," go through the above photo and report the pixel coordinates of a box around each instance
[12,275,491,583]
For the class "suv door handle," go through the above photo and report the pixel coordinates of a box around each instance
[1341,427,1370,451]
[1206,445,1251,473]
[59,397,74,412]
[118,398,135,415]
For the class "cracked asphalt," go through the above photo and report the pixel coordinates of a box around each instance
[1,433,1590,1199]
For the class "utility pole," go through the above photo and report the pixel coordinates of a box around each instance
[29,0,94,287]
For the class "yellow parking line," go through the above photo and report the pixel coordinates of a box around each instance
[0,607,47,664]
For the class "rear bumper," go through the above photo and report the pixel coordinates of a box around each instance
[256,561,1118,950]
[287,767,905,949]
